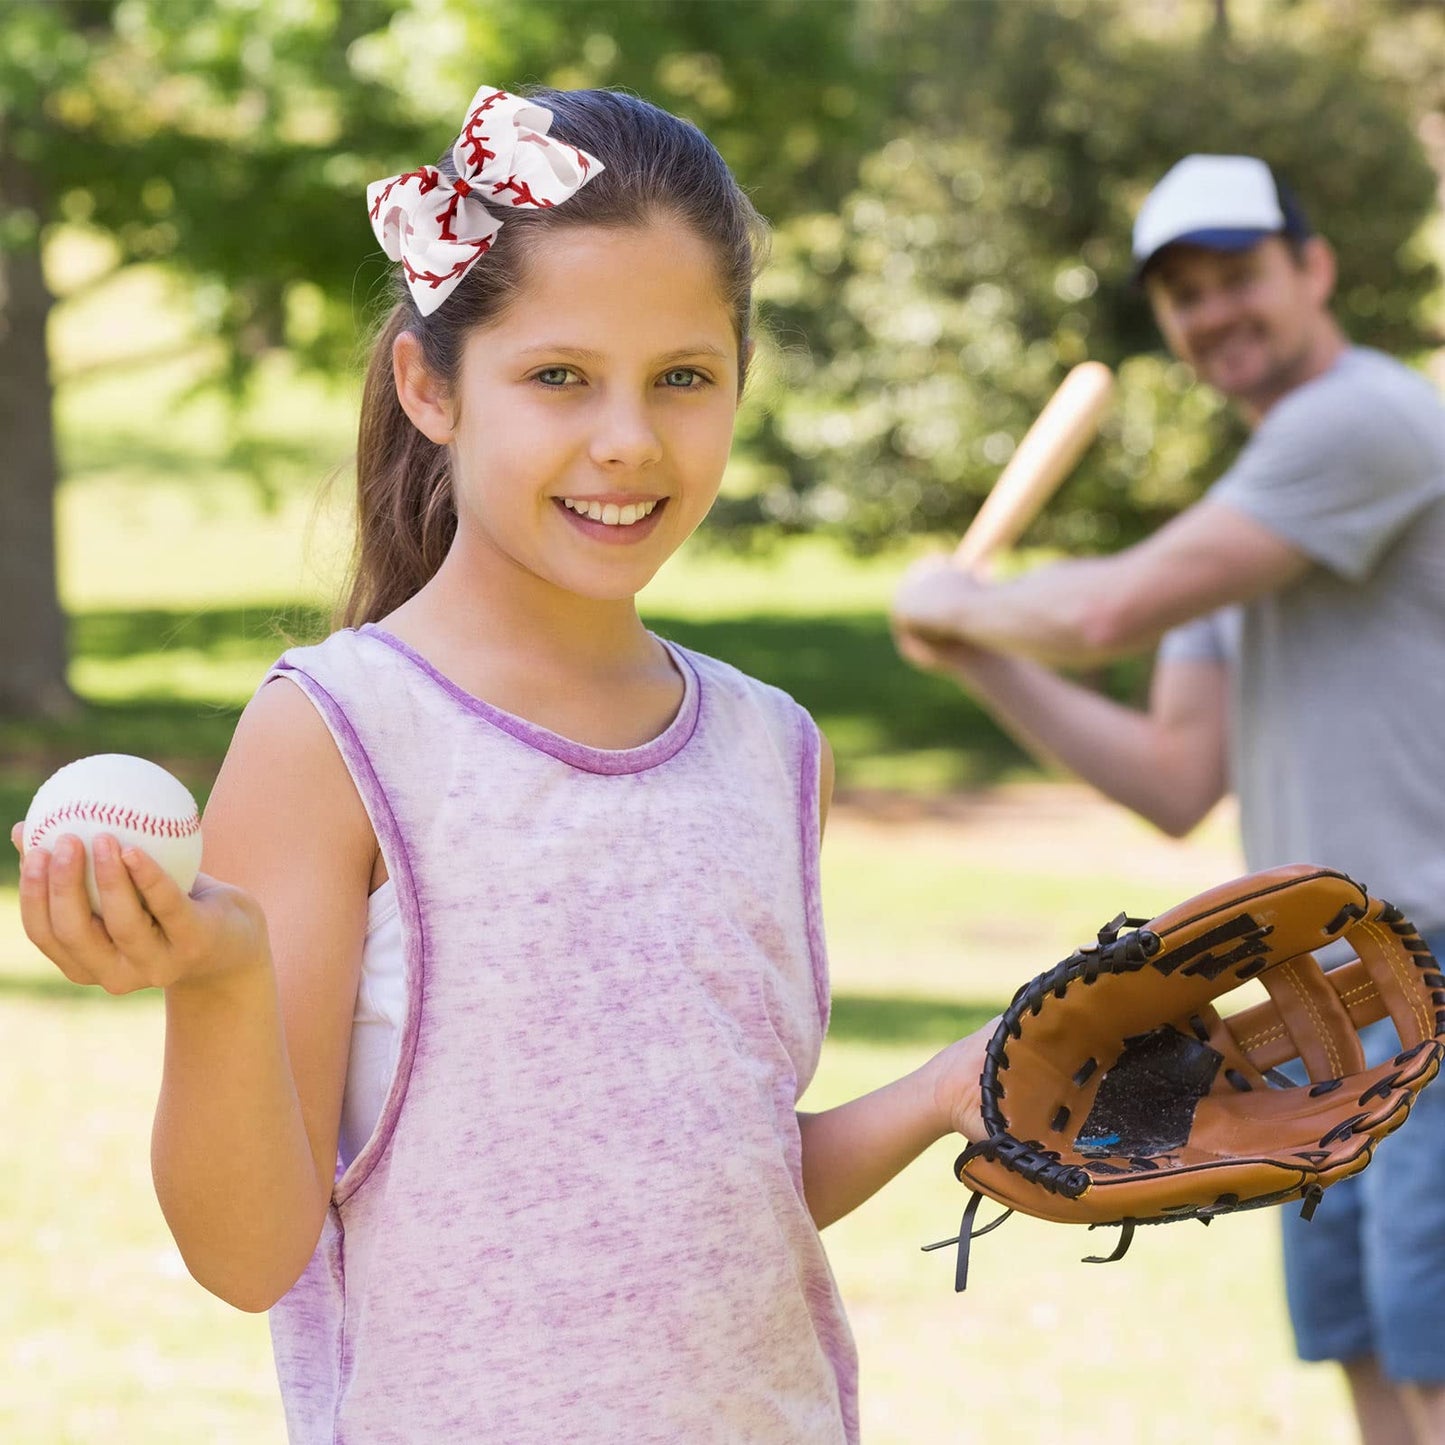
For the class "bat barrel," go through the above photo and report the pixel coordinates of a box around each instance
[953,361,1115,571]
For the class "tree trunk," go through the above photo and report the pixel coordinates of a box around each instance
[0,131,76,720]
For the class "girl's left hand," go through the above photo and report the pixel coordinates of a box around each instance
[923,1019,999,1143]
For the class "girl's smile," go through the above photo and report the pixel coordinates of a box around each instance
[557,494,667,541]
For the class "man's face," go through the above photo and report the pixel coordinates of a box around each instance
[1144,236,1335,413]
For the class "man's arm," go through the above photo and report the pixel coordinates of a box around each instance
[892,500,1310,667]
[935,648,1231,836]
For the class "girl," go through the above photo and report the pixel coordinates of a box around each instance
[17,86,988,1442]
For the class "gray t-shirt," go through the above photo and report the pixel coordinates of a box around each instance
[1159,347,1445,929]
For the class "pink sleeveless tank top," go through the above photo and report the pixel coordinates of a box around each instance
[264,625,859,1443]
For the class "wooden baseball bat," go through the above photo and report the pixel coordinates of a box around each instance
[953,361,1115,571]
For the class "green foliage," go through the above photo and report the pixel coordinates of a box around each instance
[754,0,1444,550]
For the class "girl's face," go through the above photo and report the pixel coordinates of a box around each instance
[403,218,742,604]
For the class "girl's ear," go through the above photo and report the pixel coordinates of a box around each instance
[393,332,454,444]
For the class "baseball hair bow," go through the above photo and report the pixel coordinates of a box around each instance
[367,86,604,316]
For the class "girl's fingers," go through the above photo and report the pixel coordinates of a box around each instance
[90,834,166,954]
[119,845,194,940]
[17,845,61,951]
[11,822,23,855]
[44,836,120,964]
[18,844,100,984]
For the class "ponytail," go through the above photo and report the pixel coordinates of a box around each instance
[335,306,456,629]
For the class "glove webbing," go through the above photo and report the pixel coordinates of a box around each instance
[976,918,1161,1198]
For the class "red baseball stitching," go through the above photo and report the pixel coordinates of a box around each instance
[457,90,507,173]
[491,175,555,209]
[401,240,492,291]
[28,800,201,847]
[368,167,441,222]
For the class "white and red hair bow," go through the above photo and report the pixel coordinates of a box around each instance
[367,86,604,316]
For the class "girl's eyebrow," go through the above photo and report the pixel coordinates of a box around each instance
[516,343,731,364]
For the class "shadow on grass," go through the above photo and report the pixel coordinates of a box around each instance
[826,993,1000,1046]
[0,973,999,1047]
[650,612,1032,770]
[71,601,330,662]
[66,430,347,492]
[2,599,1036,771]
[55,601,1038,778]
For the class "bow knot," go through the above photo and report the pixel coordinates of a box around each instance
[367,86,604,316]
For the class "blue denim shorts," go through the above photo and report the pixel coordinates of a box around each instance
[1279,934,1445,1382]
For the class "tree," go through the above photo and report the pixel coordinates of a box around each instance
[0,0,419,717]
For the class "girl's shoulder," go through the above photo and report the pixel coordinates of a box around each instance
[667,639,809,717]
[268,624,385,681]
[664,639,819,753]
[264,626,438,720]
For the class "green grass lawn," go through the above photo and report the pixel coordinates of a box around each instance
[0,256,1355,1442]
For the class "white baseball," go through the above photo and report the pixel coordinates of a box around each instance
[23,754,204,913]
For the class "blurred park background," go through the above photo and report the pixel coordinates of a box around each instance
[3,0,1445,1440]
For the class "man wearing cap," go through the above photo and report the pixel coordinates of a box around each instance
[892,154,1445,1443]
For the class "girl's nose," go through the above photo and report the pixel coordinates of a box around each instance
[589,398,663,471]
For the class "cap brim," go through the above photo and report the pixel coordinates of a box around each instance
[1131,227,1277,285]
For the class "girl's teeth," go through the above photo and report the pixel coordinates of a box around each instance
[562,499,658,526]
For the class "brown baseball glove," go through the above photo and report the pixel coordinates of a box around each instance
[927,865,1445,1290]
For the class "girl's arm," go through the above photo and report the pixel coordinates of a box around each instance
[798,731,990,1230]
[152,679,374,1310]
[798,1033,989,1231]
[17,679,374,1311]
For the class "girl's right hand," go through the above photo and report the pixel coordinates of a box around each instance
[12,824,269,996]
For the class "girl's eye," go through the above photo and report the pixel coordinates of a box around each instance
[661,367,705,389]
[534,367,578,387]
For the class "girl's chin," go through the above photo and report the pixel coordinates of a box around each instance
[551,560,668,604]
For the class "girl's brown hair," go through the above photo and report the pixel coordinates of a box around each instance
[338,88,769,629]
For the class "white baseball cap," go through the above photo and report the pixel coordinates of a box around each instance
[1132,154,1311,279]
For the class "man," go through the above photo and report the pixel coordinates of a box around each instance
[892,154,1445,1445]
